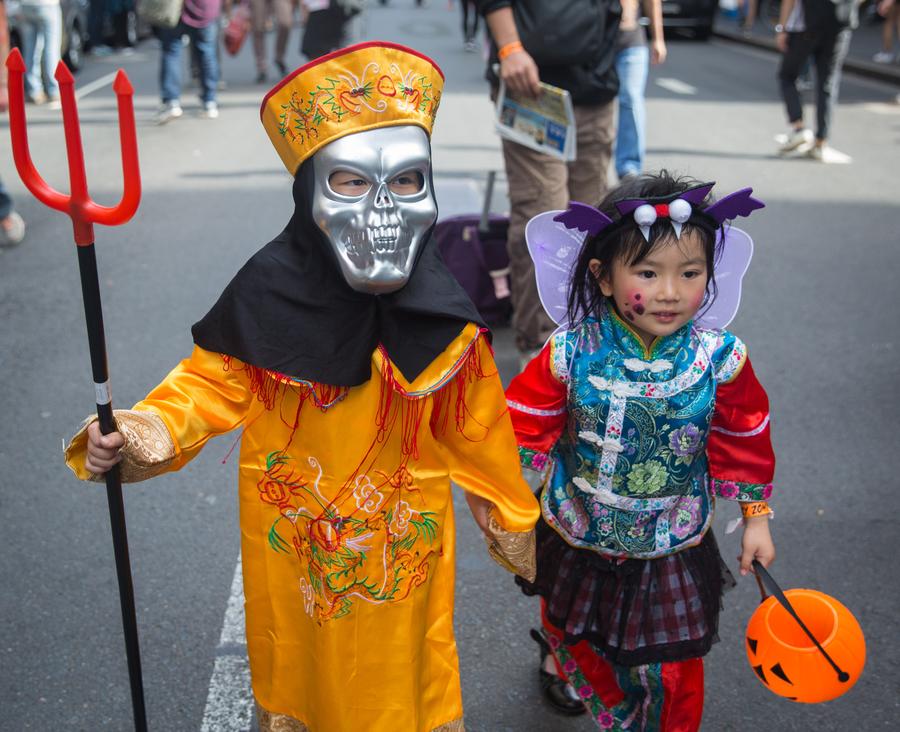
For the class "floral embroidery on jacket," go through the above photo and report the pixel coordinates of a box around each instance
[540,312,767,559]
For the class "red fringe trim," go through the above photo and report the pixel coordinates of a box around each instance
[223,330,491,468]
[223,357,349,412]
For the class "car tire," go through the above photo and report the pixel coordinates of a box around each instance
[64,21,85,71]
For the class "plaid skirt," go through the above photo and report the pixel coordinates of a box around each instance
[517,517,735,667]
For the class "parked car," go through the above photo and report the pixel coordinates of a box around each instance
[660,0,718,39]
[7,0,90,72]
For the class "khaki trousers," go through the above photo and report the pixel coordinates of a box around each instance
[502,101,615,352]
[251,0,296,73]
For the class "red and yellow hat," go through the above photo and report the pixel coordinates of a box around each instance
[260,41,444,176]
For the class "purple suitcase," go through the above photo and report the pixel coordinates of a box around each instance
[434,173,512,326]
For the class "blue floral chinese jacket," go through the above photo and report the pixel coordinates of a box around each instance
[506,308,775,559]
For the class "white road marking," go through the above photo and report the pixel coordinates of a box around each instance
[75,71,119,100]
[654,77,698,95]
[200,555,255,732]
[861,102,900,115]
[218,554,248,646]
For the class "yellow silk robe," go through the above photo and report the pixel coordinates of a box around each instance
[66,323,538,732]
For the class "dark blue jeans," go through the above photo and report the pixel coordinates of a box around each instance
[157,22,219,105]
[0,177,13,220]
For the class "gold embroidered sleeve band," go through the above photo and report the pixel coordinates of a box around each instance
[485,509,537,582]
[64,409,176,483]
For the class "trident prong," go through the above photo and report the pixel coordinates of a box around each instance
[5,49,147,731]
[5,48,141,245]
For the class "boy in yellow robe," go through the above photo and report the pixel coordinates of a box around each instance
[65,42,539,732]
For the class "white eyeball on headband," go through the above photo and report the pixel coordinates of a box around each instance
[634,204,657,241]
[668,198,692,238]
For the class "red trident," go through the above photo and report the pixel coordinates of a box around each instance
[5,49,147,731]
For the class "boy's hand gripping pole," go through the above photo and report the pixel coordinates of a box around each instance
[5,50,146,731]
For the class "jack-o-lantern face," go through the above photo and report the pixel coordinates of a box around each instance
[745,589,865,704]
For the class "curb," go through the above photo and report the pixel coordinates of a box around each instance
[713,27,900,86]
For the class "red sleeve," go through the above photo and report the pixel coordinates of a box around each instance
[707,358,775,502]
[505,343,567,471]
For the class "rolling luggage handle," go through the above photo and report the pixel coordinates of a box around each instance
[477,171,510,300]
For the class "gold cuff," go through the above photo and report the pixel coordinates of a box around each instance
[65,410,176,483]
[484,509,536,582]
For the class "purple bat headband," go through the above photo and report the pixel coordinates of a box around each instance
[554,182,765,243]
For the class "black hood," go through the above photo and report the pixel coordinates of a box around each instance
[191,155,485,387]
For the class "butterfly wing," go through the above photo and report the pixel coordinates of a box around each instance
[696,226,754,330]
[525,210,587,328]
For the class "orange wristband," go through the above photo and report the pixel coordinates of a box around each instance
[498,41,524,61]
[741,501,772,519]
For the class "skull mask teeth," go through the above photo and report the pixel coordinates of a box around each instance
[311,126,437,295]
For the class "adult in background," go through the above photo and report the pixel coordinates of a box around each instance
[614,0,666,181]
[0,0,27,247]
[19,0,62,105]
[156,0,222,124]
[775,0,858,161]
[477,0,620,365]
[300,0,356,60]
[250,0,296,83]
[460,0,480,51]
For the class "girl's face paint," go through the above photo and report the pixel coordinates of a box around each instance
[598,232,709,348]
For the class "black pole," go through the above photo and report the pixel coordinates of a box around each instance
[76,243,149,732]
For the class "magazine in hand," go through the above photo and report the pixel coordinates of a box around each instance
[494,80,576,162]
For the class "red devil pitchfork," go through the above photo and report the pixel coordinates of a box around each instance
[5,49,147,730]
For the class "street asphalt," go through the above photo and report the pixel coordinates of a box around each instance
[1,3,898,731]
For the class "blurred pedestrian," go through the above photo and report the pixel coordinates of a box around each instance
[738,0,758,33]
[19,0,62,105]
[614,0,666,180]
[107,0,136,51]
[250,0,296,82]
[459,0,480,51]
[0,0,27,247]
[478,0,620,364]
[300,1,354,60]
[874,0,899,63]
[775,0,858,161]
[156,0,222,123]
[87,0,113,55]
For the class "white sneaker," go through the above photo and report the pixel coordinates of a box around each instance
[0,211,26,247]
[873,51,894,64]
[777,127,813,154]
[156,102,183,125]
[200,101,219,119]
[807,145,852,164]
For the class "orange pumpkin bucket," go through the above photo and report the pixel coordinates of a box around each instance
[745,562,865,703]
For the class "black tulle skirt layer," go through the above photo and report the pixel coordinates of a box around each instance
[517,518,735,667]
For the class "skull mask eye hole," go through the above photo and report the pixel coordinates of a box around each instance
[388,170,425,196]
[328,170,372,197]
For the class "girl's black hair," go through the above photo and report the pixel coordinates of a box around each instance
[566,170,723,326]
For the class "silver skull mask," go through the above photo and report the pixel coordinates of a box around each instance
[311,125,437,294]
